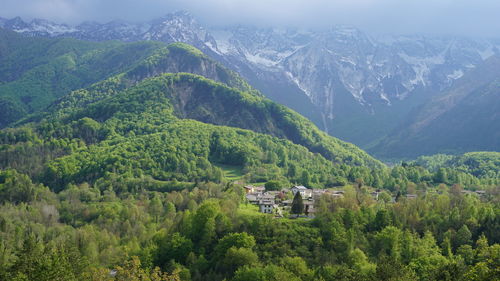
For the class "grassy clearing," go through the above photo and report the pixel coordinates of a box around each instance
[217,164,244,181]
[237,203,266,217]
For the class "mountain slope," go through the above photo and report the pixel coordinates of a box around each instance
[370,56,500,158]
[0,28,165,127]
[37,71,382,168]
[2,72,383,191]
[2,14,499,151]
[5,37,377,169]
[0,35,383,192]
[0,27,256,128]
[413,151,500,179]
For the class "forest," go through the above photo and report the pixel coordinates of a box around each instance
[0,166,498,280]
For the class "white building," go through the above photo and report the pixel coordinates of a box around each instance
[258,200,278,214]
[291,185,311,198]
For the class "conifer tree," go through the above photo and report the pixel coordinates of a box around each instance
[291,191,304,215]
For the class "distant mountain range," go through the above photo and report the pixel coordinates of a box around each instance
[370,56,500,158]
[1,12,499,159]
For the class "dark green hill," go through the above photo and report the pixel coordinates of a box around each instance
[414,151,500,179]
[0,28,166,127]
[0,36,383,191]
[39,72,379,167]
[1,71,381,191]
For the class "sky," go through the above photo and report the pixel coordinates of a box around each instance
[1,0,500,37]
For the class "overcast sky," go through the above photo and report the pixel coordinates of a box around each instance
[1,0,499,38]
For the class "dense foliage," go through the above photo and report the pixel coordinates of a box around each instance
[0,28,170,127]
[414,152,500,179]
[0,170,498,280]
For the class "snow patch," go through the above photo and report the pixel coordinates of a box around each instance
[478,46,495,60]
[285,71,310,97]
[340,57,357,66]
[245,52,277,67]
[211,30,237,54]
[380,92,392,105]
[398,52,446,86]
[205,41,219,54]
[447,69,464,80]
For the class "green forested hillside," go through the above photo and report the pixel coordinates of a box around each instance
[0,28,168,126]
[0,28,255,128]
[414,152,500,179]
[3,70,383,192]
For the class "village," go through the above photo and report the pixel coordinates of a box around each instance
[244,184,488,217]
[244,185,345,217]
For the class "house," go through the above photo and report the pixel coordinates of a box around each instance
[312,189,327,195]
[329,193,344,199]
[291,185,312,198]
[281,188,291,194]
[371,191,381,200]
[282,198,316,217]
[258,200,278,214]
[475,190,486,196]
[330,190,345,195]
[406,194,418,199]
[244,185,265,194]
[461,190,486,197]
[245,194,260,204]
[246,193,275,205]
[312,189,344,199]
[263,191,280,197]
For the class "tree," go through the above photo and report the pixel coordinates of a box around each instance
[221,247,259,276]
[233,265,301,281]
[301,171,311,186]
[213,232,256,261]
[372,209,392,231]
[155,233,193,268]
[265,180,281,191]
[149,194,163,223]
[279,256,313,280]
[291,192,304,215]
[435,168,448,184]
[114,256,180,281]
[378,191,392,204]
[455,225,472,248]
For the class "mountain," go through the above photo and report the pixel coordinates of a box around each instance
[35,71,381,190]
[210,27,500,146]
[0,33,383,193]
[2,13,499,157]
[0,26,257,128]
[370,56,500,159]
[28,41,381,168]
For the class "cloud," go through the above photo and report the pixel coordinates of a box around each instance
[1,0,500,37]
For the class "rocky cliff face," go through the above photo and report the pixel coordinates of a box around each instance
[211,26,498,116]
